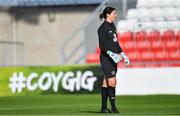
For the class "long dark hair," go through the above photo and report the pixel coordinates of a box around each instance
[99,6,116,19]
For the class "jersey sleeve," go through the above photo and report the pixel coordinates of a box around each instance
[116,42,123,53]
[98,28,109,53]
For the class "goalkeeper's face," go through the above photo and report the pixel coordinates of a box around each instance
[107,10,117,22]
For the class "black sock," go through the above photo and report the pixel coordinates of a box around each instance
[108,86,116,110]
[101,87,108,110]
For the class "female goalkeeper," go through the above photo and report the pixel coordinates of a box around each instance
[97,6,130,113]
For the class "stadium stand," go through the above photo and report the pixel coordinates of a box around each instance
[86,0,180,68]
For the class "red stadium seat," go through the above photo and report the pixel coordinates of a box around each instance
[140,51,155,61]
[175,31,180,40]
[151,40,164,52]
[175,31,180,49]
[118,32,133,43]
[120,41,135,52]
[86,54,100,64]
[179,38,180,49]
[148,30,161,41]
[165,40,178,51]
[162,30,175,41]
[121,50,144,68]
[154,51,169,61]
[126,51,139,62]
[136,41,151,52]
[95,47,101,54]
[172,63,180,67]
[135,31,147,41]
[168,50,180,61]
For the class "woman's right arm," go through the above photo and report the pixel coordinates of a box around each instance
[98,28,109,53]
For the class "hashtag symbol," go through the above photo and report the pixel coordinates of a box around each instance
[9,72,26,93]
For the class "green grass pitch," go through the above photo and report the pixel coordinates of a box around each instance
[0,94,179,115]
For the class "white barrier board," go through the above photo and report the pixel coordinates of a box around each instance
[116,67,180,95]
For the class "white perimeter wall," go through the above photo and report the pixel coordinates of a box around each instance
[116,67,180,95]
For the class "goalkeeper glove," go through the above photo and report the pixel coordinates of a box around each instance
[120,52,130,65]
[107,50,121,63]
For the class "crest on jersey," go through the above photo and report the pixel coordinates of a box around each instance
[111,71,116,75]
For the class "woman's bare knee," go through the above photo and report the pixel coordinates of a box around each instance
[102,79,108,87]
[108,77,116,87]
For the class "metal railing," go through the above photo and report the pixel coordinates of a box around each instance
[0,41,24,66]
[60,0,108,64]
[60,0,137,64]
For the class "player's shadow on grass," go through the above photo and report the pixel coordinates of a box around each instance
[79,111,102,114]
[79,111,120,115]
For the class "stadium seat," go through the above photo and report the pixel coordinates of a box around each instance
[118,32,133,43]
[127,20,138,32]
[133,22,143,32]
[147,0,161,8]
[165,40,178,51]
[175,30,180,40]
[172,63,180,67]
[140,51,155,61]
[117,20,128,33]
[140,22,155,32]
[137,8,151,21]
[136,0,149,8]
[147,30,161,41]
[178,35,180,49]
[126,51,139,62]
[168,50,180,61]
[151,40,164,52]
[162,30,175,41]
[136,40,151,52]
[177,7,180,20]
[117,20,137,33]
[178,38,180,49]
[163,7,178,21]
[150,8,164,21]
[126,9,138,20]
[175,31,180,49]
[169,0,179,7]
[153,21,168,34]
[160,0,173,7]
[167,21,180,32]
[135,31,147,41]
[95,47,100,54]
[86,53,99,64]
[120,41,135,52]
[154,51,169,61]
[174,0,180,7]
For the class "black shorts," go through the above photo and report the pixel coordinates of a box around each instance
[100,53,117,78]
